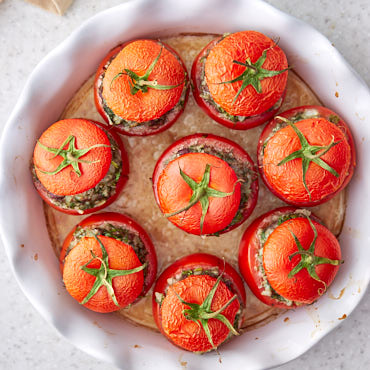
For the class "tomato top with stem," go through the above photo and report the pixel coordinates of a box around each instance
[33,119,112,196]
[238,207,342,308]
[204,31,288,117]
[101,39,186,123]
[156,152,241,235]
[152,253,246,353]
[63,235,145,313]
[60,212,157,299]
[258,105,355,206]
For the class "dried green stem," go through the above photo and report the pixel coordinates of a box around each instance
[165,164,241,234]
[36,135,110,177]
[110,46,184,95]
[217,44,289,102]
[173,274,239,350]
[276,116,340,200]
[80,235,145,306]
[287,217,343,295]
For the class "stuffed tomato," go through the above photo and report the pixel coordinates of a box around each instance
[257,105,356,206]
[191,31,288,129]
[152,253,246,353]
[152,133,258,235]
[32,118,128,215]
[238,207,343,309]
[61,212,157,313]
[94,39,189,136]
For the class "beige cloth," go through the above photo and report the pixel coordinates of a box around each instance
[25,0,73,15]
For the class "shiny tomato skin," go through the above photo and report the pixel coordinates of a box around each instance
[191,37,286,130]
[152,133,258,234]
[152,253,246,349]
[94,41,189,137]
[157,152,241,235]
[60,212,157,299]
[257,105,356,206]
[33,120,129,215]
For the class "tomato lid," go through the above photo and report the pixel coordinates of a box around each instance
[63,235,144,312]
[102,39,186,123]
[262,117,352,203]
[157,152,241,235]
[263,217,342,303]
[33,119,112,196]
[205,31,288,116]
[160,274,240,352]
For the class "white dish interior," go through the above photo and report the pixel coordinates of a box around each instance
[1,0,370,368]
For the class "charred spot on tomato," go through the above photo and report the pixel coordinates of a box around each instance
[32,132,123,213]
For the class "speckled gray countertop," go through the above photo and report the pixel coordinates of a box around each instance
[1,0,369,369]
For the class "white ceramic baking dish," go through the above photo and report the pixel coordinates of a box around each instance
[1,0,370,368]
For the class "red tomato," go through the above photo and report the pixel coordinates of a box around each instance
[238,207,342,309]
[257,105,356,206]
[32,119,129,215]
[191,32,288,130]
[152,133,258,235]
[94,39,189,136]
[60,212,157,300]
[152,253,246,352]
[63,235,144,313]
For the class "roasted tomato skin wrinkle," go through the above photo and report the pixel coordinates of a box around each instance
[152,133,258,235]
[63,235,144,313]
[32,119,129,215]
[191,32,288,130]
[60,212,157,299]
[238,207,342,309]
[161,275,239,352]
[94,40,189,136]
[263,217,341,303]
[152,253,246,352]
[258,105,356,206]
[156,152,241,235]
